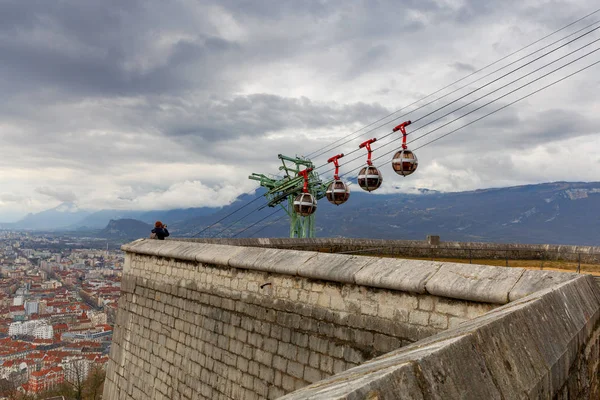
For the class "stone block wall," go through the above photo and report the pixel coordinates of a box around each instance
[104,250,495,399]
[104,239,598,399]
[281,275,600,399]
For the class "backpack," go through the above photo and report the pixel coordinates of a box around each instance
[149,232,157,239]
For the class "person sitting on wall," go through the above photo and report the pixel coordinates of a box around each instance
[151,221,170,240]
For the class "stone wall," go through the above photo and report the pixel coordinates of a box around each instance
[104,241,501,399]
[178,237,600,264]
[104,239,600,399]
[281,276,600,399]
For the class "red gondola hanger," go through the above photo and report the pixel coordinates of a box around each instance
[293,168,317,216]
[359,138,377,166]
[393,121,411,149]
[298,168,312,193]
[327,154,344,180]
[392,120,418,176]
[326,154,350,205]
[358,138,383,192]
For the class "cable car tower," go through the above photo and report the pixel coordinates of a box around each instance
[249,154,328,238]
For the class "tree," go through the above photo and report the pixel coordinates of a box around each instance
[0,375,37,400]
[38,382,74,399]
[62,358,88,400]
[0,378,19,400]
[82,365,105,400]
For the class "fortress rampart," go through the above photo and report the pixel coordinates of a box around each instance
[104,239,600,399]
[177,237,600,264]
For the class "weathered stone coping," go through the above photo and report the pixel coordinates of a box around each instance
[122,239,578,305]
[279,275,600,399]
[172,237,600,255]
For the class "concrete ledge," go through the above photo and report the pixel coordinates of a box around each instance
[123,240,587,307]
[280,275,600,399]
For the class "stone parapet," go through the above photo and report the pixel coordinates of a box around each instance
[175,237,600,264]
[121,239,578,304]
[104,240,600,399]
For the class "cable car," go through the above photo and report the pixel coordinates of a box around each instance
[358,139,383,192]
[293,192,317,216]
[293,168,317,216]
[392,121,418,176]
[326,153,351,205]
[358,165,383,192]
[392,149,418,176]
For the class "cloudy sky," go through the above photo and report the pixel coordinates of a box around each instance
[1,0,599,221]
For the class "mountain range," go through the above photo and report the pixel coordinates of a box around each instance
[2,182,600,245]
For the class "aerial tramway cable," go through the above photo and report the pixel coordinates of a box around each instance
[199,10,600,238]
[219,45,600,237]
[318,32,600,176]
[410,59,600,152]
[337,54,600,181]
[189,193,264,237]
[226,55,600,238]
[231,207,286,238]
[249,211,289,237]
[384,43,600,158]
[210,201,273,238]
[310,19,600,166]
[240,56,600,239]
[194,10,600,237]
[305,8,600,160]
[218,46,600,237]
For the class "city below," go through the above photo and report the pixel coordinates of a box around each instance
[0,230,122,399]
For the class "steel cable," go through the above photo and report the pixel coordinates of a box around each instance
[305,9,600,160]
[226,56,600,237]
[202,11,600,237]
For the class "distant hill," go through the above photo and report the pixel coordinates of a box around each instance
[98,219,153,240]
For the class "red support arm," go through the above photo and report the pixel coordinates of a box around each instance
[327,153,344,180]
[393,120,412,149]
[298,168,313,193]
[359,138,377,166]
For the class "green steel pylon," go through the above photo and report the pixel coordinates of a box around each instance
[249,154,329,238]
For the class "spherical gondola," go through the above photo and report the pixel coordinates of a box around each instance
[392,149,418,176]
[293,192,317,216]
[358,165,383,192]
[326,180,350,205]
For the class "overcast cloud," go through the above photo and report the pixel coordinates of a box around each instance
[1,0,599,221]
